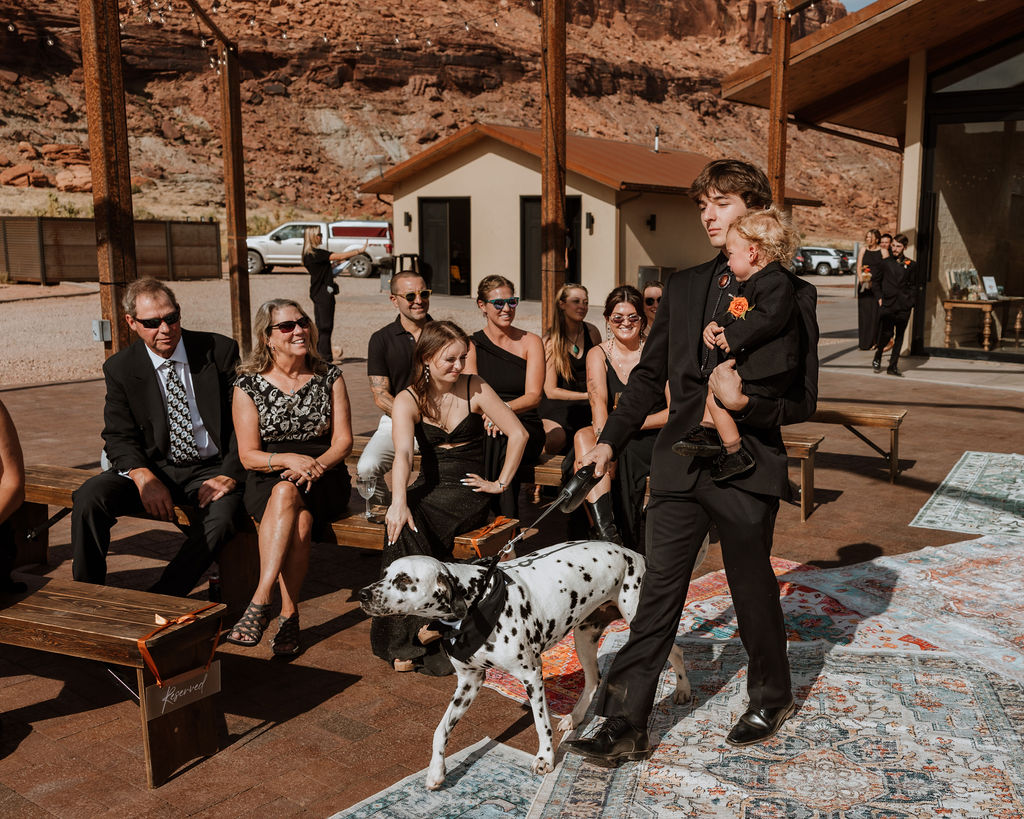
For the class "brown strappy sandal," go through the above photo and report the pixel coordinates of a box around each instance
[225,601,273,646]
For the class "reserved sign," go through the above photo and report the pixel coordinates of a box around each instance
[143,661,221,720]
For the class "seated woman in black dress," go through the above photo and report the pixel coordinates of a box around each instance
[465,275,545,517]
[227,299,354,656]
[540,283,602,455]
[374,320,528,675]
[573,286,668,547]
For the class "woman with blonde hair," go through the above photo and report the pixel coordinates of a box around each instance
[227,298,354,656]
[539,283,602,454]
[302,226,366,362]
[373,320,527,675]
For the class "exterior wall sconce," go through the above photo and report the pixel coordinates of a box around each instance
[646,214,657,231]
[585,212,594,233]
[403,211,412,229]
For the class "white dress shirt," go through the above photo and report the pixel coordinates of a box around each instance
[145,339,219,459]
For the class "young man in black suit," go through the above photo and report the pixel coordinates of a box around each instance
[71,278,245,597]
[871,232,917,376]
[564,160,819,760]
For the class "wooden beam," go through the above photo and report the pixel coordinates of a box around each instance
[540,0,566,333]
[767,2,792,205]
[79,0,136,355]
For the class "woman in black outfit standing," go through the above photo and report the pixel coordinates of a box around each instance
[539,283,602,455]
[856,228,884,350]
[301,226,366,362]
[465,275,546,517]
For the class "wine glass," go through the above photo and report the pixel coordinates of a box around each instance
[355,475,377,520]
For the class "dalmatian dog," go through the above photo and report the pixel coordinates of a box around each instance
[358,540,694,790]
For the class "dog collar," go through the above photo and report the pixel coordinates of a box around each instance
[439,569,511,663]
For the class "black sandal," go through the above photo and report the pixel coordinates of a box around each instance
[272,613,301,656]
[225,601,273,646]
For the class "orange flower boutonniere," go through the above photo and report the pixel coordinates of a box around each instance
[727,295,752,319]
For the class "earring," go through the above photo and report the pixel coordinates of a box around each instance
[424,365,431,384]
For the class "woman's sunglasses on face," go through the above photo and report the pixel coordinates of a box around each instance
[399,289,432,303]
[267,316,312,334]
[486,297,519,310]
[609,314,642,325]
[133,311,181,329]
[645,296,661,307]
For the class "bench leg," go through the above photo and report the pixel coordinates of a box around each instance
[8,502,50,568]
[800,453,815,522]
[217,530,260,620]
[889,429,900,483]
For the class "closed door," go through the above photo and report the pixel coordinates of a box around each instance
[520,196,581,302]
[419,198,471,296]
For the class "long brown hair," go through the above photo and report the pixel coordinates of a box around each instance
[237,298,328,376]
[546,283,589,382]
[408,320,471,421]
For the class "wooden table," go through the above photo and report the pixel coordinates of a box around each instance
[943,297,1024,352]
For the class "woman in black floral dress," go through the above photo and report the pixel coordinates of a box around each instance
[227,298,353,656]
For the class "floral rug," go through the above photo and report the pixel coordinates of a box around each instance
[911,450,1024,536]
[793,534,1024,684]
[329,737,542,818]
[529,640,1024,818]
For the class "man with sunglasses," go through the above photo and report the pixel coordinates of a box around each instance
[565,159,819,761]
[357,272,434,490]
[71,278,245,597]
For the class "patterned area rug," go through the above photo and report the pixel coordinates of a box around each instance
[530,640,1024,818]
[329,737,542,818]
[911,450,1024,535]
[793,534,1024,684]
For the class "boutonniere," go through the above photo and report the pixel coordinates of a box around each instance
[727,295,753,319]
[902,259,911,268]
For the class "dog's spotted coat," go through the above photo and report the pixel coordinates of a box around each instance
[358,540,691,789]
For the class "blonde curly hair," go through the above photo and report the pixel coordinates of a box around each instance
[728,206,798,266]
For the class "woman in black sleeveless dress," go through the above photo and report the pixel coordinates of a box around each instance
[539,284,602,456]
[466,275,546,517]
[857,229,885,350]
[373,320,527,676]
[573,286,669,548]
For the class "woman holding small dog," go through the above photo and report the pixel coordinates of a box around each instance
[372,320,528,675]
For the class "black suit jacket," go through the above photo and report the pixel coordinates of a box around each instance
[599,257,819,499]
[872,255,916,316]
[101,329,244,481]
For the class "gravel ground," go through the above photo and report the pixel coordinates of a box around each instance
[0,271,544,387]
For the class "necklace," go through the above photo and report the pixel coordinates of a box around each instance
[606,340,641,380]
[571,326,584,356]
[277,369,305,396]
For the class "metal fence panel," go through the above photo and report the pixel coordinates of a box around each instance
[0,218,43,282]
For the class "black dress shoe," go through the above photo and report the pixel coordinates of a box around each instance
[711,446,755,482]
[886,367,903,377]
[726,700,795,747]
[562,716,651,764]
[871,359,881,372]
[672,425,721,458]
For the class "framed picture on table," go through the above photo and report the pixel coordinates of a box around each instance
[983,276,1000,299]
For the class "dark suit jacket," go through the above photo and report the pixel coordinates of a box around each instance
[599,257,819,499]
[872,254,916,316]
[101,329,244,482]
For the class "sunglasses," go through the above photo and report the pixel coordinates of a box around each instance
[645,296,661,306]
[133,310,180,329]
[486,297,519,310]
[609,314,642,325]
[397,289,432,303]
[267,316,312,334]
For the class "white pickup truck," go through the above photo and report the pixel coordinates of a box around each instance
[246,220,394,278]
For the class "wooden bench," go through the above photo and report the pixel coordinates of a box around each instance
[319,513,519,560]
[809,403,907,483]
[0,574,225,787]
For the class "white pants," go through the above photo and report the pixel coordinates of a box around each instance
[357,415,417,480]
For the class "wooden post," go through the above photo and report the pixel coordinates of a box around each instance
[540,0,566,334]
[767,0,791,206]
[219,43,251,355]
[79,0,137,355]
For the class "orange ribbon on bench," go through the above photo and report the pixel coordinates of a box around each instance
[137,602,222,688]
[467,515,513,557]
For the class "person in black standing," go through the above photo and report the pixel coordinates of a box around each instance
[856,228,885,350]
[563,159,819,762]
[301,226,366,363]
[872,233,917,376]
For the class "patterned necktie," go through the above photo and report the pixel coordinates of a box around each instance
[164,362,200,463]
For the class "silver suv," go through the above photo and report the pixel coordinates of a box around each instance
[791,246,851,276]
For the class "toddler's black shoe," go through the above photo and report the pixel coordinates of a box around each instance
[672,425,721,458]
[711,446,755,482]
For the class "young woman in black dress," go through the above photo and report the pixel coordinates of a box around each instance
[465,275,545,517]
[374,320,527,675]
[540,284,602,455]
[227,299,354,656]
[573,286,669,546]
[857,229,885,350]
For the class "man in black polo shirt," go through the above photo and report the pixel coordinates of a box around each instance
[357,271,433,485]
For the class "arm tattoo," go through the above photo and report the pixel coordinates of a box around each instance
[369,376,394,414]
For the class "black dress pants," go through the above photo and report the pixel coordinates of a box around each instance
[874,310,909,371]
[312,291,335,362]
[596,470,790,728]
[71,461,242,596]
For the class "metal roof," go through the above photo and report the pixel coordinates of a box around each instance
[360,123,822,206]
